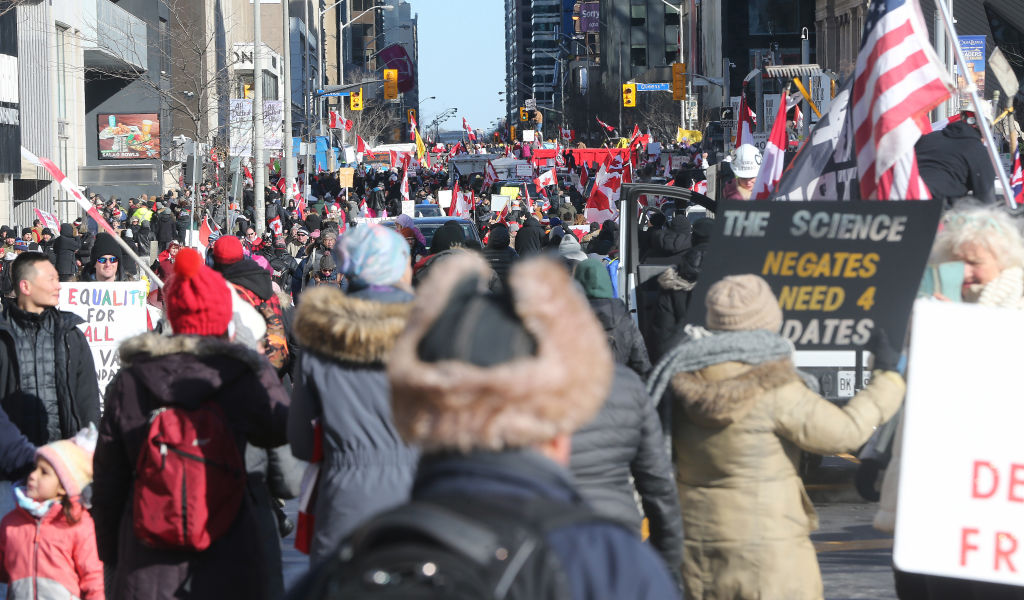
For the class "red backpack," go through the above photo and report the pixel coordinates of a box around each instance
[133,402,246,551]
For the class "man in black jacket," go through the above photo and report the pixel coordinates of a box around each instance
[915,117,996,205]
[0,252,99,445]
[152,202,177,251]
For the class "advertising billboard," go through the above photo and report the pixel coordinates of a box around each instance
[98,113,160,160]
[580,2,600,33]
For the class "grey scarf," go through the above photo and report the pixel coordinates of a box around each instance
[646,329,795,403]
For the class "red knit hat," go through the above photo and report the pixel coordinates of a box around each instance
[212,235,244,265]
[165,248,233,336]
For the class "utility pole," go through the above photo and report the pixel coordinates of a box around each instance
[303,0,312,189]
[339,3,348,151]
[801,28,810,138]
[254,0,265,233]
[282,0,295,186]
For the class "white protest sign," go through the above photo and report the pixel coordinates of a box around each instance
[402,200,415,217]
[894,299,1024,586]
[437,190,454,215]
[59,282,148,399]
[490,195,509,214]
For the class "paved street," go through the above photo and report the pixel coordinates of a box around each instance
[279,496,901,599]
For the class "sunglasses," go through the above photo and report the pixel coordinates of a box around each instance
[96,256,119,264]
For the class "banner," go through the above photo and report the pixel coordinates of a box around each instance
[98,114,160,160]
[686,200,941,350]
[59,282,148,400]
[229,99,285,156]
[895,300,1024,586]
[957,36,986,110]
[338,167,355,188]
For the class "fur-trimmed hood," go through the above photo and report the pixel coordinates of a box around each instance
[388,253,613,453]
[120,332,265,372]
[294,286,412,365]
[658,266,696,292]
[671,358,800,427]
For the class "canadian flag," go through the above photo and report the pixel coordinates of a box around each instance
[577,162,589,193]
[243,165,254,185]
[454,191,472,218]
[448,178,461,216]
[1011,145,1023,206]
[482,160,499,188]
[463,117,477,142]
[560,127,574,140]
[534,168,557,194]
[735,92,756,148]
[269,215,283,236]
[198,216,219,248]
[521,182,533,213]
[409,113,418,142]
[32,208,59,233]
[596,116,615,133]
[276,177,287,194]
[345,119,353,131]
[356,135,375,158]
[329,110,341,129]
[585,156,623,224]
[752,88,790,199]
[662,154,672,179]
[400,157,410,202]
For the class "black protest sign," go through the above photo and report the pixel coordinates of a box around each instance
[687,200,942,350]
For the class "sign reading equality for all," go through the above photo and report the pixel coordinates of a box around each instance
[895,300,1024,587]
[59,282,148,399]
[687,200,942,350]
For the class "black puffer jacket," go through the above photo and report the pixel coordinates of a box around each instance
[569,363,684,575]
[153,209,176,244]
[653,242,709,358]
[646,217,692,263]
[514,217,545,256]
[590,297,651,377]
[915,120,996,205]
[0,306,100,444]
[53,224,80,278]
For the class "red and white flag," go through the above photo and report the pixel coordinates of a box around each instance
[853,0,953,200]
[482,160,499,188]
[243,165,254,185]
[534,168,557,193]
[521,182,533,213]
[577,162,589,193]
[269,215,283,236]
[462,118,477,142]
[356,135,375,158]
[328,110,341,129]
[409,113,418,141]
[1012,145,1023,206]
[596,116,615,133]
[735,93,756,148]
[400,157,410,203]
[560,127,575,140]
[753,89,791,199]
[662,154,673,179]
[585,156,623,223]
[929,112,961,132]
[33,208,59,233]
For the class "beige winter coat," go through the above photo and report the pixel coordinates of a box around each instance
[671,358,905,600]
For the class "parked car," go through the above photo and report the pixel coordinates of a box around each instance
[381,217,482,248]
[415,203,442,217]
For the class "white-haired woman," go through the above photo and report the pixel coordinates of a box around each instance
[877,205,1024,600]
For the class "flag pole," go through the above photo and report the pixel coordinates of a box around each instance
[934,0,1015,207]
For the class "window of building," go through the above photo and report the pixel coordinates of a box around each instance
[665,9,680,26]
[630,5,646,27]
[55,26,68,121]
[263,73,279,100]
[749,0,800,35]
[631,44,647,67]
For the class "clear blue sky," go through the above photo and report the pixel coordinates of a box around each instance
[416,1,506,136]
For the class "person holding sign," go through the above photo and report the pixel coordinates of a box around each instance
[647,274,905,600]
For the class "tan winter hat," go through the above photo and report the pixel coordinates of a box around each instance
[705,274,783,332]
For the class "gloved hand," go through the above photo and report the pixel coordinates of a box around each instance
[867,329,902,373]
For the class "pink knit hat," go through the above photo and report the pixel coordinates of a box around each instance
[36,425,97,497]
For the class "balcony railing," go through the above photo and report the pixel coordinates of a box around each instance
[82,0,147,72]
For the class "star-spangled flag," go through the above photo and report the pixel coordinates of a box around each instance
[853,0,953,200]
[1012,146,1024,206]
[596,116,615,133]
[753,87,792,199]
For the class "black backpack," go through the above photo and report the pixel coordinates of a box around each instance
[298,496,617,599]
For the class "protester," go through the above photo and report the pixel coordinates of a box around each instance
[0,252,99,446]
[0,406,34,481]
[84,233,123,282]
[647,274,905,599]
[93,247,291,599]
[288,224,418,565]
[514,215,545,256]
[574,257,651,376]
[297,252,679,598]
[0,426,104,600]
[481,222,518,288]
[53,223,81,282]
[152,202,176,251]
[722,144,762,200]
[915,115,996,206]
[652,217,713,357]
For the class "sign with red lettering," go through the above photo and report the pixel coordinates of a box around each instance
[894,299,1024,585]
[59,282,148,401]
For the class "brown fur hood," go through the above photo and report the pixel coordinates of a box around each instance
[388,253,613,453]
[294,286,412,365]
[671,358,801,427]
[119,332,266,373]
[658,266,696,291]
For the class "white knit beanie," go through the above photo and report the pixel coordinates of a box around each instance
[705,274,783,332]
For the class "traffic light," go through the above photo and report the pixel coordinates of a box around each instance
[672,62,687,102]
[383,69,398,100]
[350,87,363,111]
[519,107,529,122]
[622,83,636,108]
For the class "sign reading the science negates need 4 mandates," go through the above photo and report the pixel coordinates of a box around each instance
[59,282,148,399]
[687,200,942,350]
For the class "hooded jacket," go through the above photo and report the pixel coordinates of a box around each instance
[0,305,99,445]
[668,337,904,600]
[915,121,996,204]
[53,224,80,278]
[0,497,104,599]
[514,216,545,256]
[482,225,518,287]
[152,209,176,244]
[287,285,419,565]
[92,333,290,600]
[569,363,683,575]
[575,258,651,376]
[645,217,692,263]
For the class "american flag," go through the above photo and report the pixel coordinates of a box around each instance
[1012,146,1023,206]
[852,0,952,200]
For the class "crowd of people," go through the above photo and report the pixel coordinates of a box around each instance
[0,132,1017,600]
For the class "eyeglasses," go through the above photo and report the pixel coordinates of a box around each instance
[96,256,119,264]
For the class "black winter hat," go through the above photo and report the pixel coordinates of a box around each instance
[90,233,123,263]
[41,228,53,237]
[691,217,714,246]
[430,221,466,255]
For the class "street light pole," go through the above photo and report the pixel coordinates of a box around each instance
[282,0,294,185]
[253,0,265,233]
